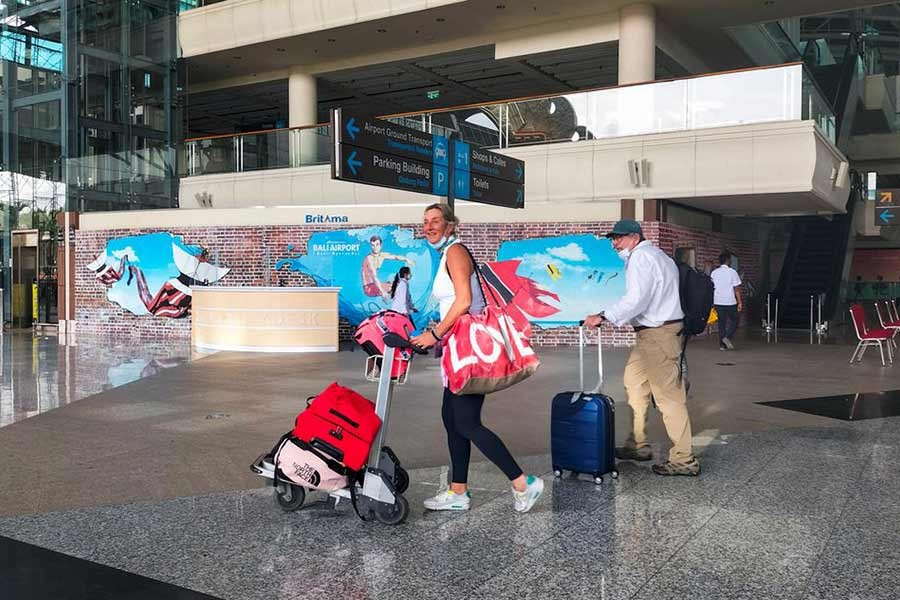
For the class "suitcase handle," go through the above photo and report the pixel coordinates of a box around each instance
[578,321,603,395]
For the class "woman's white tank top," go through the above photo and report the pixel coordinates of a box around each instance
[431,239,485,320]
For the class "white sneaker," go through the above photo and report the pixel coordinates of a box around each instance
[513,475,544,513]
[424,489,471,511]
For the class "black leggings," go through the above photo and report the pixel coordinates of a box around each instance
[442,388,523,484]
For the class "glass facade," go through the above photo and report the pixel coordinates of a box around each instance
[0,0,180,323]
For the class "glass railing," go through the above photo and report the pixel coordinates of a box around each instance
[180,63,835,177]
[180,126,330,177]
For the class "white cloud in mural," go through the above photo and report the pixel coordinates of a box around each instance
[111,246,140,263]
[548,243,589,262]
[520,252,555,273]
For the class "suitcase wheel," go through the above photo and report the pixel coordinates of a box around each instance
[553,468,562,478]
[593,475,603,485]
[610,470,619,479]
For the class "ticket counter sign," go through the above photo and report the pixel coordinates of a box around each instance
[876,188,900,226]
[331,109,523,209]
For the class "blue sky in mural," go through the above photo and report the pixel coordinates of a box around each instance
[496,234,626,326]
[275,226,440,329]
[105,233,202,316]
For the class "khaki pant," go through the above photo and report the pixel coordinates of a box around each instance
[623,322,694,463]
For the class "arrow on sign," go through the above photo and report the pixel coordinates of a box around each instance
[515,164,523,180]
[346,117,360,141]
[880,209,895,224]
[347,151,362,176]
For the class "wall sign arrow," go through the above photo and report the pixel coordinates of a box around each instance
[347,150,362,175]
[880,209,895,224]
[346,117,360,141]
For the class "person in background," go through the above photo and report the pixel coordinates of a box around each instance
[389,266,417,317]
[710,252,743,351]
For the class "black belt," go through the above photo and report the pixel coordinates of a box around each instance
[633,319,682,332]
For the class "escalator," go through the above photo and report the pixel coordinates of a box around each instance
[773,38,863,329]
[773,177,861,328]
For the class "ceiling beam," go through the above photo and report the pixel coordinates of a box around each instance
[504,59,576,93]
[396,62,486,101]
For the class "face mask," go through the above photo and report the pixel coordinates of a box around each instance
[429,233,455,251]
[617,247,632,261]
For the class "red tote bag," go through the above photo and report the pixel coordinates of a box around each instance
[441,248,540,395]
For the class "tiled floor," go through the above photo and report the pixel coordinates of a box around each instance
[0,420,896,600]
[1,327,899,598]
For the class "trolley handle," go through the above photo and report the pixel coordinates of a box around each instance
[577,319,604,395]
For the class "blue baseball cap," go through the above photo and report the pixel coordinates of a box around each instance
[605,219,643,238]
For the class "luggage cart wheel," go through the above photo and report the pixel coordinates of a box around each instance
[393,467,410,495]
[610,470,619,480]
[553,469,563,478]
[275,484,306,512]
[593,476,603,485]
[374,495,409,526]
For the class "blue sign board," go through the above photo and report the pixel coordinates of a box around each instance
[332,109,524,208]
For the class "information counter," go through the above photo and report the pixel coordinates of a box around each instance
[191,287,340,352]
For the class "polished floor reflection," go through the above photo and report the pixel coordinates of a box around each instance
[1,420,897,600]
[760,390,900,420]
[0,332,193,428]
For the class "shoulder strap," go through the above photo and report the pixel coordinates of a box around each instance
[456,243,503,308]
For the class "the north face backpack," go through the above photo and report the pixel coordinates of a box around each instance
[675,260,714,336]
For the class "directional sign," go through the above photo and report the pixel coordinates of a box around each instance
[878,207,898,225]
[459,143,525,186]
[877,188,900,207]
[336,144,448,196]
[335,110,446,166]
[332,109,524,209]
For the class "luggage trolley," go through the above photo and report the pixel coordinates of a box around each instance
[250,332,422,525]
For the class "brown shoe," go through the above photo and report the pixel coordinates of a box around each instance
[615,446,653,461]
[652,458,700,476]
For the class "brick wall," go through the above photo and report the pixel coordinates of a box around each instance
[75,220,759,347]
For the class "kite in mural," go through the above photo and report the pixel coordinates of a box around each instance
[546,263,562,281]
[497,234,626,326]
[88,232,230,318]
[480,259,560,319]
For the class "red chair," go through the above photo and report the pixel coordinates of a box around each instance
[875,301,900,348]
[849,304,893,366]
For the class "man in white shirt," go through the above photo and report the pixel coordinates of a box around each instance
[584,220,699,476]
[710,253,743,351]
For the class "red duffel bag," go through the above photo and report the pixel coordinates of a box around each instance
[293,382,381,471]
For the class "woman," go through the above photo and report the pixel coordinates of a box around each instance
[389,266,417,316]
[410,203,543,514]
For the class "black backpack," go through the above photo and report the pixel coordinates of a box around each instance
[675,260,714,336]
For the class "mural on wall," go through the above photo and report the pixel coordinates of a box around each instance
[275,226,440,330]
[273,228,622,329]
[87,232,230,318]
[496,234,625,327]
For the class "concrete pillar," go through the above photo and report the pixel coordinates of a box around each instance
[618,4,656,85]
[289,69,318,166]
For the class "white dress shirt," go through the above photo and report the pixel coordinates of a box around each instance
[604,240,684,328]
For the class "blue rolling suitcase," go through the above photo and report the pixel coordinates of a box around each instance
[551,324,618,484]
